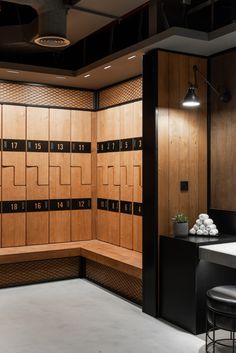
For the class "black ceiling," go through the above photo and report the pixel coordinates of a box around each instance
[0,0,235,71]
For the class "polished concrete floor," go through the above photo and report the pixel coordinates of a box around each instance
[0,279,206,353]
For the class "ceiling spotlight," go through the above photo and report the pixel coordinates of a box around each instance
[128,55,137,60]
[182,65,231,108]
[34,36,70,48]
[104,65,111,70]
[84,74,91,78]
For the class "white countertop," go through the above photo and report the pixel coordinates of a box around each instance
[199,242,236,269]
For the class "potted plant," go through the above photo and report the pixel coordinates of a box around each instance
[172,213,189,237]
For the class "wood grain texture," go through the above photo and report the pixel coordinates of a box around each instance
[96,102,142,251]
[26,107,49,245]
[210,51,236,211]
[158,51,207,235]
[91,112,97,240]
[96,107,121,245]
[71,110,92,241]
[49,109,71,243]
[2,105,26,247]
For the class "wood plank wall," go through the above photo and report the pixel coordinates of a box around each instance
[158,51,208,235]
[0,105,92,247]
[96,101,143,252]
[210,51,236,211]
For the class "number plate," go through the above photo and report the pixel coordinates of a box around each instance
[50,141,70,153]
[27,140,49,152]
[3,139,26,152]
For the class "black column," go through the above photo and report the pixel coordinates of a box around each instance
[142,50,159,317]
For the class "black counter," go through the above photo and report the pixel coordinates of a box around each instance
[160,234,236,334]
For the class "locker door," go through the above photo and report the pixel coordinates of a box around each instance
[49,109,71,243]
[0,106,2,246]
[2,105,26,247]
[71,110,92,241]
[97,108,120,246]
[26,107,49,245]
[133,101,142,252]
[120,104,134,249]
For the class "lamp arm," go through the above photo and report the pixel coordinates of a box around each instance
[193,65,220,97]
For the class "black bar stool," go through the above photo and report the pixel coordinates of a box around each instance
[206,286,236,353]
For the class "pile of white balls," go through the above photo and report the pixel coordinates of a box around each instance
[189,213,219,236]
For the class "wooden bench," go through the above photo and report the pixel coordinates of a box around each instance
[0,240,142,279]
[0,240,142,304]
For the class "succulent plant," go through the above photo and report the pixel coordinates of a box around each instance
[172,213,188,223]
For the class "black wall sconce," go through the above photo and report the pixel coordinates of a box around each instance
[182,65,231,107]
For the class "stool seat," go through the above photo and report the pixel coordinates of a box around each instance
[206,285,236,353]
[207,285,236,316]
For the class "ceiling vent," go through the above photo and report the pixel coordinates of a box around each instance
[34,36,70,48]
[4,0,71,48]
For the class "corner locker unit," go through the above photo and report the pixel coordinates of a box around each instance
[160,235,236,334]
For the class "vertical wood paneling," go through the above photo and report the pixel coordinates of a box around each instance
[210,51,236,211]
[158,51,207,234]
[96,101,142,251]
[120,104,134,249]
[26,107,49,245]
[2,105,26,247]
[49,108,71,243]
[97,107,120,246]
[133,101,142,252]
[91,112,97,240]
[71,110,92,241]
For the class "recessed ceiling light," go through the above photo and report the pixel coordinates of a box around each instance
[84,74,91,78]
[128,55,136,60]
[56,76,66,80]
[7,70,19,74]
[104,65,111,70]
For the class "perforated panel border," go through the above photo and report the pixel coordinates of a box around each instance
[85,259,142,305]
[0,81,94,110]
[99,76,142,110]
[0,257,80,288]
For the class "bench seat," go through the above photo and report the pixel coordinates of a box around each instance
[0,240,142,279]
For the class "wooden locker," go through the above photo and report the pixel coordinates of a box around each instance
[96,167,110,243]
[26,107,49,245]
[133,166,142,252]
[120,167,133,249]
[97,108,120,186]
[49,109,71,243]
[97,107,120,246]
[71,110,92,241]
[2,105,26,247]
[120,104,135,249]
[133,101,143,252]
[0,107,2,246]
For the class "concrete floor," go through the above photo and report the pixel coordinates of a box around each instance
[0,279,206,353]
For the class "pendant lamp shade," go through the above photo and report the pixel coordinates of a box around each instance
[182,86,200,107]
[182,65,231,108]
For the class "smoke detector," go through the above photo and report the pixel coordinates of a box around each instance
[34,36,70,48]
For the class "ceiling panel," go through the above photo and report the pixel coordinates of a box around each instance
[67,0,148,43]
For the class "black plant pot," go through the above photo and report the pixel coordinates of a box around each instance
[173,222,189,237]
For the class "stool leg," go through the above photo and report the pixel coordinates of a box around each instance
[233,319,235,353]
[205,315,208,352]
[213,312,216,353]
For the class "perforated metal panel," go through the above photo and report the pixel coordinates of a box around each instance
[0,81,94,110]
[99,77,142,109]
[0,257,80,288]
[85,259,142,305]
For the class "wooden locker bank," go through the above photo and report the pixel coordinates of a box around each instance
[0,78,143,305]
